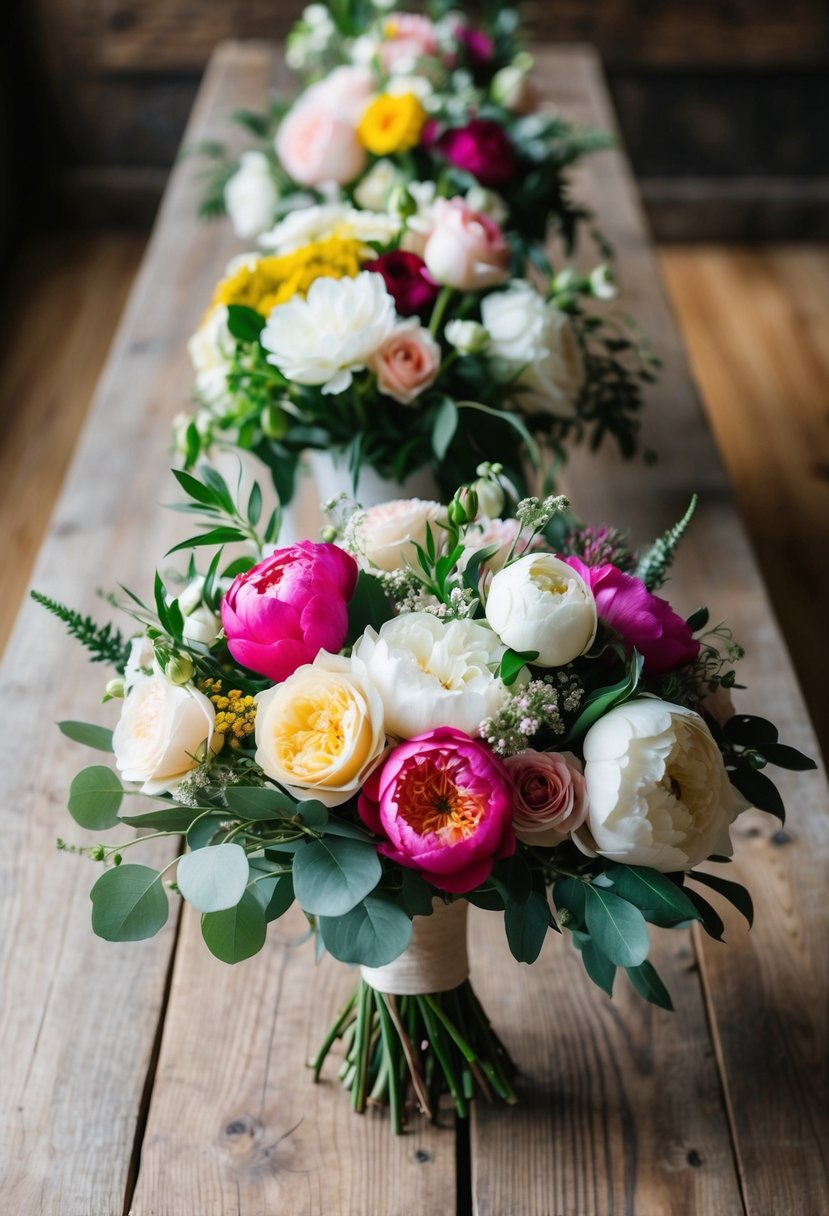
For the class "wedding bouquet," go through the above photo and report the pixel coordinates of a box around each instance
[179,195,655,504]
[38,465,814,1133]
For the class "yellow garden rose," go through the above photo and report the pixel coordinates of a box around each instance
[358,93,426,156]
[254,652,386,806]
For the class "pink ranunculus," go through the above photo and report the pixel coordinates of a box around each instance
[359,726,515,894]
[275,66,374,187]
[380,13,439,73]
[563,556,700,676]
[221,542,358,682]
[505,750,588,846]
[423,198,511,291]
[435,120,517,187]
[371,321,442,404]
[363,250,440,318]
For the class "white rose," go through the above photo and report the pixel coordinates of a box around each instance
[187,306,235,406]
[113,675,216,795]
[254,652,386,806]
[444,319,489,355]
[354,612,515,738]
[481,281,585,416]
[261,272,397,395]
[485,553,597,665]
[350,497,446,571]
[224,151,279,240]
[354,159,402,211]
[578,699,745,872]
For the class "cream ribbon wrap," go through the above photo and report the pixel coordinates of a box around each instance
[360,900,469,995]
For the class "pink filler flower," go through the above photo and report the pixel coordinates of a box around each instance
[359,726,515,893]
[221,542,358,682]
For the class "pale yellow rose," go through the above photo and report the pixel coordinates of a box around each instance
[254,652,386,806]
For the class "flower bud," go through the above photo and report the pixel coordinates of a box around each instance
[389,184,418,222]
[491,53,535,113]
[447,495,471,527]
[444,319,489,355]
[104,677,125,700]
[164,654,195,686]
[471,475,505,519]
[589,264,617,300]
[261,403,289,440]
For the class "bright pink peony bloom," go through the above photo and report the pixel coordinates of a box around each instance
[456,26,495,66]
[563,556,700,675]
[359,726,515,894]
[363,250,439,317]
[434,120,517,187]
[221,542,358,682]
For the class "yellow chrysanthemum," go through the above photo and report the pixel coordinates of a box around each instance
[211,236,366,317]
[201,678,257,750]
[357,93,427,156]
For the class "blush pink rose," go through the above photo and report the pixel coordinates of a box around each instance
[505,749,588,846]
[275,67,373,187]
[359,726,515,894]
[221,541,358,682]
[423,198,511,291]
[563,556,700,676]
[380,13,439,72]
[371,321,441,404]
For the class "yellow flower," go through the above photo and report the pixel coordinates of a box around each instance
[358,93,427,156]
[211,236,366,317]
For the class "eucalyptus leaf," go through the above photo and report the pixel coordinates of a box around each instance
[177,843,249,913]
[606,865,701,927]
[58,721,114,753]
[293,837,381,917]
[432,397,458,460]
[581,938,616,996]
[297,800,328,830]
[201,891,267,963]
[399,870,436,918]
[68,765,123,830]
[90,865,168,941]
[584,885,649,968]
[319,897,412,967]
[121,805,209,833]
[224,786,297,820]
[504,889,550,963]
[553,877,587,928]
[626,960,674,1010]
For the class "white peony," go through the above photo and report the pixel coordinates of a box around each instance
[578,699,745,872]
[224,151,279,240]
[349,497,446,572]
[113,675,216,795]
[485,553,597,666]
[261,272,397,394]
[187,306,235,406]
[481,281,585,416]
[353,612,515,739]
[259,202,399,253]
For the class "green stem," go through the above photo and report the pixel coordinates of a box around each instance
[376,996,403,1133]
[311,991,357,1082]
[429,285,455,337]
[419,996,468,1119]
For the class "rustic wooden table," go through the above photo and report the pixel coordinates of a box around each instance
[1,44,826,1216]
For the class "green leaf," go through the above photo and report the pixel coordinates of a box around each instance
[224,786,297,820]
[685,889,725,941]
[321,818,374,841]
[491,854,533,905]
[563,651,643,745]
[729,768,785,821]
[346,571,393,644]
[499,649,536,687]
[432,397,459,460]
[297,799,328,830]
[626,960,674,1010]
[91,865,168,941]
[176,843,249,913]
[606,865,701,928]
[172,467,221,508]
[247,481,263,528]
[293,837,381,916]
[187,814,225,850]
[226,303,266,343]
[319,897,412,967]
[685,607,709,632]
[121,806,207,832]
[166,527,247,556]
[461,542,501,594]
[399,870,436,918]
[554,877,587,928]
[724,715,778,746]
[457,399,540,467]
[201,891,267,963]
[68,765,123,830]
[756,742,816,771]
[584,884,649,968]
[504,889,550,963]
[687,871,754,927]
[264,874,295,922]
[581,938,616,996]
[58,721,114,752]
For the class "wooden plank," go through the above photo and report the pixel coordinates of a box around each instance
[469,47,828,1216]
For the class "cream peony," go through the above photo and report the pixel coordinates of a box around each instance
[485,553,597,665]
[223,151,279,240]
[349,497,446,572]
[481,281,585,416]
[261,272,397,394]
[578,699,745,872]
[254,652,386,807]
[113,675,216,796]
[353,613,515,739]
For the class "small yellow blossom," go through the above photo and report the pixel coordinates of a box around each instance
[358,93,427,156]
[200,679,257,750]
[212,236,366,318]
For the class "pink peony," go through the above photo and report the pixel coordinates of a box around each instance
[563,556,700,676]
[456,26,495,66]
[434,120,517,187]
[359,726,515,893]
[423,198,511,291]
[363,250,440,317]
[505,750,588,846]
[221,542,358,682]
[371,321,441,404]
[275,67,373,187]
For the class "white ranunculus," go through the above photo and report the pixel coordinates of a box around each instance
[254,652,386,807]
[349,498,446,572]
[353,613,515,738]
[485,553,597,666]
[259,202,399,253]
[481,281,585,416]
[187,306,235,406]
[578,699,745,872]
[354,159,402,211]
[113,675,216,795]
[224,151,279,240]
[261,272,397,394]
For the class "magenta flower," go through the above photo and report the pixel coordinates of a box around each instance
[359,727,515,894]
[456,26,495,66]
[434,119,517,187]
[363,250,440,318]
[221,542,358,682]
[563,556,700,676]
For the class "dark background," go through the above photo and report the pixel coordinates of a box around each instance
[2,0,828,272]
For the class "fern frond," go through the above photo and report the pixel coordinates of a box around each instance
[30,590,131,671]
[634,496,698,590]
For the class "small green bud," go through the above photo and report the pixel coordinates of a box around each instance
[388,184,418,222]
[104,677,125,700]
[164,653,195,686]
[91,844,107,861]
[447,498,467,527]
[261,403,288,440]
[113,853,123,866]
[320,525,338,543]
